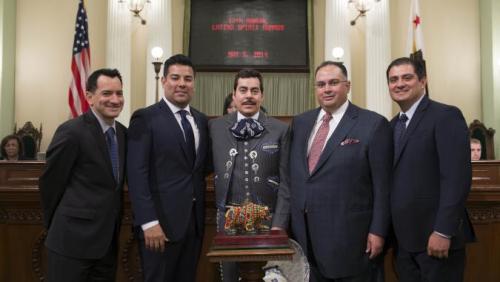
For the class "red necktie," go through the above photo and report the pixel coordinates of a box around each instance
[308,112,332,173]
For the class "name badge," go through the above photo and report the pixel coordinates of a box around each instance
[262,143,279,154]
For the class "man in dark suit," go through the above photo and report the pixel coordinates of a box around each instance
[387,57,475,282]
[209,69,290,281]
[39,68,126,282]
[289,61,392,281]
[127,54,209,282]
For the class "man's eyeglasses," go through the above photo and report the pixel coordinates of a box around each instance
[315,79,348,89]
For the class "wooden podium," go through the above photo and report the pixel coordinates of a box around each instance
[207,230,294,282]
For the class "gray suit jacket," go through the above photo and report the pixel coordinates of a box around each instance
[209,112,290,228]
[40,111,126,259]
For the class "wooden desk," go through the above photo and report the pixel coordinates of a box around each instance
[0,161,217,282]
[1,160,500,281]
[464,160,500,282]
[384,160,500,282]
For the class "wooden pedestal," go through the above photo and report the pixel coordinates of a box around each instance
[207,247,294,282]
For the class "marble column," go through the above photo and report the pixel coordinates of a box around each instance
[145,0,172,105]
[365,0,392,119]
[107,0,132,125]
[324,0,351,77]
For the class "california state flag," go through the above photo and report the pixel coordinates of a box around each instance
[407,0,424,56]
[407,0,429,94]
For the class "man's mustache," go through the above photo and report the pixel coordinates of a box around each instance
[242,100,256,105]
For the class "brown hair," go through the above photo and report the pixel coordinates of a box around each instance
[1,134,23,159]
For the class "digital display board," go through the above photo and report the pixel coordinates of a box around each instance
[189,0,309,72]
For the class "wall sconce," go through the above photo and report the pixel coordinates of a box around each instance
[151,46,164,101]
[118,0,150,25]
[349,0,381,26]
[332,47,345,62]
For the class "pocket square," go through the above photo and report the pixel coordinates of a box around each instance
[340,138,360,146]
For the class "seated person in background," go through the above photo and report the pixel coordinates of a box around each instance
[0,134,26,161]
[470,138,482,161]
[223,93,237,115]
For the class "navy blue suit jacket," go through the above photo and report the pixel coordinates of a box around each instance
[290,103,392,279]
[127,100,209,242]
[391,95,475,252]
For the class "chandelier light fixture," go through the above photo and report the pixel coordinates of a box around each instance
[348,0,381,26]
[118,0,151,25]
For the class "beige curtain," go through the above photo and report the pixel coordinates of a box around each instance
[190,72,313,116]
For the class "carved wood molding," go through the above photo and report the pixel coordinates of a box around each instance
[120,230,142,281]
[1,208,43,224]
[468,206,500,223]
[32,230,47,281]
[121,208,134,225]
[205,207,217,225]
[0,208,7,223]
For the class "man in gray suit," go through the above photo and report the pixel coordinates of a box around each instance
[289,61,393,281]
[209,68,290,281]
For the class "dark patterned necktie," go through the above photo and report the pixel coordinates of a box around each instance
[178,110,196,165]
[394,113,409,156]
[105,127,119,181]
[230,118,265,140]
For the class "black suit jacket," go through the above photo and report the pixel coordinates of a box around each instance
[127,100,209,242]
[39,111,127,259]
[391,96,475,252]
[290,103,392,278]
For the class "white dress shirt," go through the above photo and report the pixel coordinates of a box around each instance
[397,93,425,127]
[307,100,349,155]
[237,111,260,121]
[163,96,200,152]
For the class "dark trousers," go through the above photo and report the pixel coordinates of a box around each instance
[310,266,375,282]
[139,211,203,282]
[305,214,383,282]
[307,243,382,282]
[395,246,465,282]
[46,243,117,282]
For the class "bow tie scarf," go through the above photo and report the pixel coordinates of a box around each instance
[230,118,265,140]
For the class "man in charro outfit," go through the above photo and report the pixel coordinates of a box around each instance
[209,68,290,282]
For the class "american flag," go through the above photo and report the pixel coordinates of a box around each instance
[68,0,91,118]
